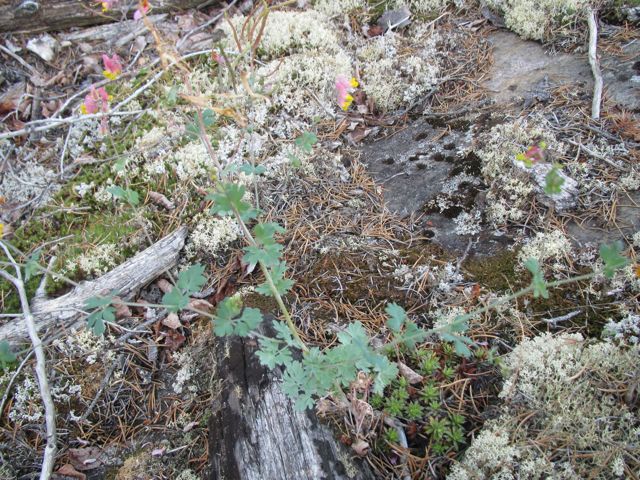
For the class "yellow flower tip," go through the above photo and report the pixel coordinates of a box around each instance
[101,2,108,12]
[80,104,88,114]
[102,70,118,80]
[107,94,113,102]
[0,223,4,238]
[349,77,359,88]
[341,94,354,111]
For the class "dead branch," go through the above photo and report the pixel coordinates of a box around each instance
[587,8,603,120]
[0,226,188,347]
[0,242,57,480]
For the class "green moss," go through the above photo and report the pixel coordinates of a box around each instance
[463,250,522,292]
[243,291,278,312]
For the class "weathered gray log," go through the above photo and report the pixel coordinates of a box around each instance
[0,0,211,33]
[0,226,188,347]
[208,321,375,480]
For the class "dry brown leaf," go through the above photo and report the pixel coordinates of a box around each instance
[112,297,132,319]
[68,447,103,471]
[55,464,86,480]
[187,298,214,313]
[162,312,181,330]
[397,361,424,384]
[164,329,186,351]
[148,191,175,210]
[0,82,26,115]
[351,439,370,456]
[156,279,173,293]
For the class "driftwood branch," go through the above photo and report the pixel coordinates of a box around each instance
[0,226,188,347]
[209,321,374,480]
[587,8,603,120]
[0,0,212,33]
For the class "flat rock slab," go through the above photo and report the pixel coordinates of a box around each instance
[484,31,592,108]
[484,30,640,112]
[360,117,513,255]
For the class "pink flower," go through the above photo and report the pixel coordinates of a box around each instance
[212,52,226,64]
[335,74,359,111]
[81,85,111,134]
[134,0,150,20]
[102,53,122,80]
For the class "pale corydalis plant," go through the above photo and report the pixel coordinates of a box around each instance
[335,75,359,111]
[102,53,123,80]
[81,85,111,134]
[134,0,151,20]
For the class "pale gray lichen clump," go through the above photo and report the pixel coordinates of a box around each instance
[448,333,640,479]
[184,215,241,260]
[356,27,440,111]
[516,230,573,274]
[476,118,569,226]
[0,160,59,211]
[223,10,342,59]
[483,0,592,41]
[313,0,367,15]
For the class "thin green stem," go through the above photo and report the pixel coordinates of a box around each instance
[231,205,308,352]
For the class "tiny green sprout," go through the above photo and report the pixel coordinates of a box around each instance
[431,442,448,455]
[385,397,405,417]
[441,342,455,357]
[405,401,424,420]
[370,394,384,409]
[421,382,440,404]
[384,427,400,444]
[165,85,179,106]
[446,426,465,450]
[544,163,565,195]
[442,365,456,380]
[397,376,409,389]
[414,348,429,359]
[486,347,501,366]
[420,351,439,375]
[287,153,302,168]
[474,347,487,360]
[392,386,409,401]
[449,412,466,427]
[524,258,549,299]
[294,131,318,154]
[0,340,17,370]
[600,241,629,279]
[429,400,441,411]
[107,186,140,207]
[425,417,449,441]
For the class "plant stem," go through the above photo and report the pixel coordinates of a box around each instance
[231,206,308,352]
[185,84,307,352]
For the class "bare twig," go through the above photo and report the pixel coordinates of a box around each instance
[0,44,39,76]
[587,8,603,120]
[176,0,238,51]
[543,309,581,328]
[0,110,147,141]
[0,241,57,480]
